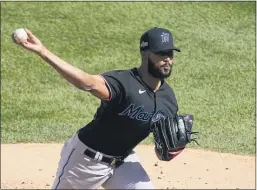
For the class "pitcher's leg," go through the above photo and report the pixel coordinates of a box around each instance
[52,135,76,189]
[102,151,154,189]
[52,134,113,189]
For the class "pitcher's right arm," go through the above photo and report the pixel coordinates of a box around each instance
[12,29,110,101]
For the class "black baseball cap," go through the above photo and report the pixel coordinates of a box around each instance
[140,27,180,52]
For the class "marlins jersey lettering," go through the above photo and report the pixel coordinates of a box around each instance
[78,68,178,156]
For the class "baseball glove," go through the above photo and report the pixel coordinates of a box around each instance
[151,114,199,161]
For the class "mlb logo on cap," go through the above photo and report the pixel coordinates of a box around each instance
[140,41,148,48]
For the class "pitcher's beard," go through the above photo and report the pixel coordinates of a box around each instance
[148,57,172,79]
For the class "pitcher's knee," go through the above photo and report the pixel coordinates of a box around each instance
[52,178,73,189]
[127,181,154,189]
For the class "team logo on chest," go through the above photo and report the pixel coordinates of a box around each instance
[118,104,153,121]
[118,103,164,122]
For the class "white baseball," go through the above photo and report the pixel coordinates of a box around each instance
[13,28,28,43]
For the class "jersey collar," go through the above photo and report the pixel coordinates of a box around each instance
[131,68,165,93]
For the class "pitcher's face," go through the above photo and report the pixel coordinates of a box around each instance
[147,51,174,79]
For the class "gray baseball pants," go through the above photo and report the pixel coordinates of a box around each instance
[52,133,154,189]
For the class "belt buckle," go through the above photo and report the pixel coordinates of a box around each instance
[110,158,116,166]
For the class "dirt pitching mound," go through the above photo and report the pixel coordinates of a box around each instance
[1,144,255,189]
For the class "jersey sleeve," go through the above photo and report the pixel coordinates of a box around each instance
[100,70,126,108]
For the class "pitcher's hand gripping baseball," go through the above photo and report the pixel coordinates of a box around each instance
[151,114,199,161]
[12,29,46,56]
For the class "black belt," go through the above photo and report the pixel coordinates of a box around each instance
[84,149,124,167]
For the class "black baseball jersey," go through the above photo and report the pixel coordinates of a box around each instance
[78,68,178,157]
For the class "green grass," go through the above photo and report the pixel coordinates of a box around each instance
[1,2,255,156]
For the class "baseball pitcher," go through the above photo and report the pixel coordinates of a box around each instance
[12,27,199,189]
